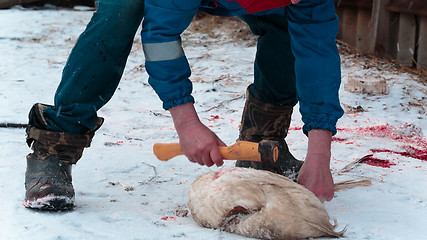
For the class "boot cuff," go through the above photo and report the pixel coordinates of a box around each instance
[26,127,94,149]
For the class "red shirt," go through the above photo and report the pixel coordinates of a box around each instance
[228,0,292,13]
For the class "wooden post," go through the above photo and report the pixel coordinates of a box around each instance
[356,8,373,53]
[374,0,397,58]
[0,0,96,8]
[341,7,358,47]
[396,13,417,67]
[385,12,400,60]
[0,0,39,8]
[336,7,344,40]
[417,16,427,70]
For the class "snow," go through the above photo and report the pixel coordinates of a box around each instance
[0,7,426,240]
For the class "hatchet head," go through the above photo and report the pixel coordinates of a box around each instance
[257,140,280,169]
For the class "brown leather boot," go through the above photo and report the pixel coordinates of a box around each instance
[236,87,303,181]
[24,103,103,210]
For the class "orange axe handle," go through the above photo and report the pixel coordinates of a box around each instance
[153,141,275,162]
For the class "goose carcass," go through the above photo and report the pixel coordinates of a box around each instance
[188,167,344,240]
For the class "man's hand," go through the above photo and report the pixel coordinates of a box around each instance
[169,103,226,167]
[297,129,334,202]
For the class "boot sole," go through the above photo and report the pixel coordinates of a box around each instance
[24,195,74,211]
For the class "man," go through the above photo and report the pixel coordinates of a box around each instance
[24,0,343,210]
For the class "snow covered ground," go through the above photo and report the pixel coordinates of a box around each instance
[0,6,426,240]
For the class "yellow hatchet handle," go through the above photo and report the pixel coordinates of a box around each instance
[153,141,264,162]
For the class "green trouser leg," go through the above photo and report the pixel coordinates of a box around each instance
[43,0,145,134]
[240,14,297,106]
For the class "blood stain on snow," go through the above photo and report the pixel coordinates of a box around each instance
[337,124,427,162]
[289,126,302,131]
[331,137,355,145]
[332,137,347,142]
[161,216,176,221]
[208,115,221,121]
[360,155,396,168]
[354,124,423,143]
[371,148,427,161]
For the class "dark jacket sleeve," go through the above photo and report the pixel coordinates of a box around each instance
[287,0,344,135]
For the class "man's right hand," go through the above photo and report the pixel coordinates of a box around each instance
[297,129,335,202]
[169,103,226,167]
[297,153,334,202]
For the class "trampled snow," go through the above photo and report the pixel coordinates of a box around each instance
[0,7,426,240]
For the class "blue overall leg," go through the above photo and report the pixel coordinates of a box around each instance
[43,0,145,133]
[242,0,343,135]
[239,14,298,107]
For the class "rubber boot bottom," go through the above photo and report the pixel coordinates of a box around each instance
[24,195,74,211]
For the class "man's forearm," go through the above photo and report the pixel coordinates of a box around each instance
[306,129,332,160]
[169,102,200,131]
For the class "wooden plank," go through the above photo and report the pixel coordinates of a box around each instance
[385,12,400,59]
[374,0,394,58]
[417,16,427,70]
[0,0,95,8]
[336,7,344,40]
[0,0,39,8]
[396,13,417,66]
[341,6,358,47]
[356,8,373,53]
[386,0,427,17]
[44,0,95,7]
[336,0,373,9]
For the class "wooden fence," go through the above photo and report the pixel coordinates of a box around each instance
[336,0,427,70]
[0,0,95,9]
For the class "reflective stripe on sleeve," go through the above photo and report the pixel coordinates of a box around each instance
[143,39,185,61]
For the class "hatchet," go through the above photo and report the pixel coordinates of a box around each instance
[153,140,278,163]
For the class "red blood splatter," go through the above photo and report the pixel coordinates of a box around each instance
[208,115,221,121]
[289,126,302,131]
[161,216,176,221]
[371,148,427,161]
[338,124,396,139]
[360,155,396,168]
[339,124,425,144]
[332,137,347,142]
[405,146,427,161]
[211,168,241,180]
[219,205,263,230]
[225,206,251,218]
[337,124,427,162]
